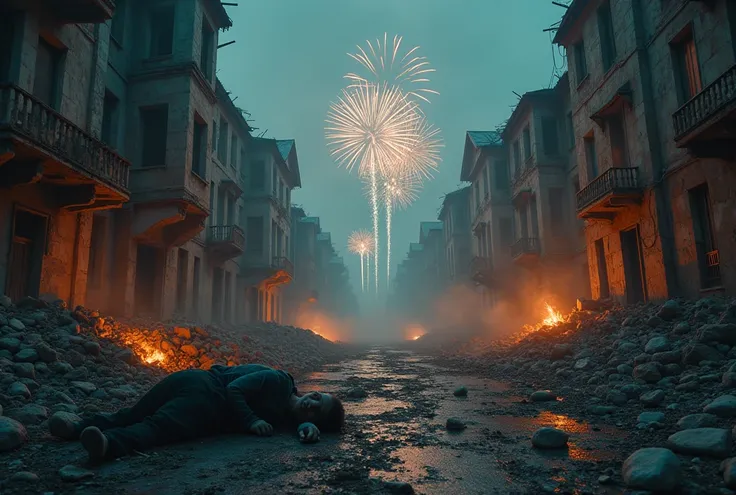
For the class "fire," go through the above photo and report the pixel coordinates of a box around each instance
[141,345,166,364]
[404,323,426,341]
[413,335,421,340]
[542,303,565,327]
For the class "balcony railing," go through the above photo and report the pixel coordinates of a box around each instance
[272,256,294,276]
[0,84,130,192]
[511,237,540,259]
[673,64,736,140]
[576,167,639,212]
[207,225,245,250]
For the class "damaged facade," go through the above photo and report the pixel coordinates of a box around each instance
[0,0,349,326]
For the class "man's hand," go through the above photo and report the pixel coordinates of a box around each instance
[249,420,273,437]
[298,422,320,443]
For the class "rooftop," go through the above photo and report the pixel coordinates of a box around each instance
[467,130,502,148]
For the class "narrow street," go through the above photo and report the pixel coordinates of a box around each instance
[32,347,628,495]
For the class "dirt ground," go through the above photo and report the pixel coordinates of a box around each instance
[1,347,632,494]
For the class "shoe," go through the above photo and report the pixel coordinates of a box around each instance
[48,412,84,440]
[80,426,108,463]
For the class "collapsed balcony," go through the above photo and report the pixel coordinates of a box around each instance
[511,237,540,267]
[241,255,294,290]
[206,225,245,262]
[576,167,642,220]
[0,84,130,211]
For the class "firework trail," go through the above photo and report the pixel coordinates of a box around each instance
[326,83,421,292]
[348,230,373,293]
[380,169,421,282]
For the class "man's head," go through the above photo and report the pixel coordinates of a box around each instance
[292,392,345,432]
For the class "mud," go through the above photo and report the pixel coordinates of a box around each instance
[1,348,630,494]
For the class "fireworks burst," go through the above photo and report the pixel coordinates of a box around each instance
[348,230,374,293]
[399,117,443,180]
[345,33,439,104]
[380,170,422,282]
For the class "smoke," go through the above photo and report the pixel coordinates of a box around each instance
[294,306,356,343]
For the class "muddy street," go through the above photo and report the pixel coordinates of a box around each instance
[5,347,632,495]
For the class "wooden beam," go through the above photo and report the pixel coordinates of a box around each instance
[0,160,43,188]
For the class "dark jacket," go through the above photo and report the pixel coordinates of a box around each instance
[209,364,297,431]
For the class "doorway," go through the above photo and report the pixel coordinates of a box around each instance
[620,227,647,304]
[5,208,47,302]
[134,244,163,317]
[594,239,610,299]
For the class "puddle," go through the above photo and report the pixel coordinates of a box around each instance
[345,397,412,415]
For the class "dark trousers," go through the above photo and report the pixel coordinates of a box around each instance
[81,369,227,459]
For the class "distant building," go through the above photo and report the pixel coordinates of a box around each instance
[438,186,472,284]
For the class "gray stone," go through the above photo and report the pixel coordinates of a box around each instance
[658,300,681,321]
[607,390,628,406]
[453,386,468,397]
[531,427,569,449]
[683,343,724,365]
[574,358,592,370]
[59,464,94,482]
[676,381,699,392]
[10,471,39,483]
[621,383,645,399]
[35,344,58,363]
[633,363,662,383]
[723,372,736,388]
[530,390,556,402]
[83,341,101,356]
[722,458,736,489]
[49,361,73,374]
[0,295,10,308]
[8,318,24,331]
[383,481,414,494]
[445,417,466,431]
[7,381,30,399]
[645,336,671,354]
[652,350,681,364]
[638,412,665,425]
[0,337,21,353]
[663,363,682,376]
[0,417,28,451]
[698,324,736,345]
[622,448,681,491]
[674,321,691,334]
[12,363,35,379]
[616,364,634,375]
[677,414,718,430]
[619,341,639,353]
[704,395,736,417]
[640,389,666,407]
[667,428,732,458]
[7,404,48,425]
[14,348,38,363]
[589,405,616,415]
[346,387,367,399]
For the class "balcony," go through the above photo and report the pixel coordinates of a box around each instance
[511,237,540,266]
[468,256,493,286]
[45,0,116,23]
[576,167,642,220]
[241,255,294,289]
[206,225,245,262]
[673,64,736,159]
[273,256,294,277]
[0,84,130,210]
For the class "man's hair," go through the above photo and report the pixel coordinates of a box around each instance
[317,395,345,433]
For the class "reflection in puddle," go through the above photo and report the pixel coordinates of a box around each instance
[345,397,411,415]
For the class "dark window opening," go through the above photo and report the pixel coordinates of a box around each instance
[620,227,646,303]
[34,37,63,109]
[671,27,702,105]
[217,117,229,164]
[689,184,720,289]
[246,216,264,255]
[542,117,559,156]
[111,0,126,43]
[140,106,168,167]
[101,90,119,148]
[192,117,207,177]
[608,111,630,168]
[150,5,174,57]
[230,133,238,170]
[494,160,509,190]
[176,248,188,314]
[567,112,575,149]
[595,238,610,299]
[598,1,617,71]
[192,256,201,317]
[250,160,265,189]
[522,126,532,161]
[574,41,588,85]
[584,134,598,180]
[513,140,521,177]
[0,17,15,82]
[200,20,214,79]
[87,214,107,290]
[6,209,47,302]
[134,244,163,317]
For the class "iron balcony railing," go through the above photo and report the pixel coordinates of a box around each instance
[272,256,294,276]
[576,167,640,212]
[207,225,245,250]
[0,84,130,192]
[511,237,540,259]
[673,64,736,140]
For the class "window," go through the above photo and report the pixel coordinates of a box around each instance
[101,90,119,148]
[200,20,214,79]
[246,216,263,254]
[584,134,598,180]
[522,126,531,161]
[192,118,207,177]
[250,160,265,189]
[111,0,126,43]
[500,217,513,248]
[0,17,14,82]
[230,133,238,170]
[149,5,174,57]
[209,181,216,222]
[598,1,616,71]
[567,112,575,149]
[494,160,509,190]
[689,184,720,288]
[541,117,559,156]
[548,187,565,232]
[34,37,63,109]
[512,140,521,176]
[608,111,630,168]
[574,41,588,85]
[212,120,218,152]
[217,117,228,164]
[140,106,168,167]
[671,27,702,105]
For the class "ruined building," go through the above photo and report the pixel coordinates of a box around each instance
[0,0,305,324]
[437,186,472,285]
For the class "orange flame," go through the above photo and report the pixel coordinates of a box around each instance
[542,303,565,327]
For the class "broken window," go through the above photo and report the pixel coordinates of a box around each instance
[246,216,264,254]
[608,111,630,168]
[111,0,126,43]
[149,4,174,57]
[101,90,119,148]
[34,37,64,109]
[200,20,214,79]
[548,187,565,233]
[598,1,617,71]
[250,160,265,190]
[671,26,702,105]
[192,117,207,178]
[272,165,278,195]
[217,117,228,164]
[140,105,168,167]
[574,40,588,85]
[541,117,559,156]
[522,126,532,162]
[212,120,218,152]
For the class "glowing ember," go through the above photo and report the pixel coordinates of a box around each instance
[542,303,565,327]
[413,335,421,340]
[143,347,166,364]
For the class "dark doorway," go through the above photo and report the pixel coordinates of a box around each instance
[212,267,223,321]
[689,184,720,288]
[620,227,647,304]
[6,208,47,302]
[594,239,610,299]
[134,244,162,317]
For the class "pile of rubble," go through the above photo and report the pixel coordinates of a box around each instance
[0,295,344,455]
[443,296,736,492]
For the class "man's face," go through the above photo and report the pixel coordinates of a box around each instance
[294,392,333,423]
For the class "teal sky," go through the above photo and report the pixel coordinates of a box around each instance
[217,1,567,310]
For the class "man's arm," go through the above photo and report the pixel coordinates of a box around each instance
[225,370,282,431]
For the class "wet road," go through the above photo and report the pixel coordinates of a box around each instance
[64,347,629,494]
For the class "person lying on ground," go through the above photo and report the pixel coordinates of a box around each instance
[48,363,345,463]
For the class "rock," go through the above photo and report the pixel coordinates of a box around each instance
[645,336,671,354]
[658,300,681,320]
[0,337,21,353]
[663,363,682,376]
[180,344,198,357]
[530,390,556,402]
[574,358,592,370]
[619,342,639,353]
[640,389,666,407]
[638,412,665,425]
[667,428,732,458]
[550,344,572,360]
[683,343,724,365]
[531,427,569,449]
[588,405,616,415]
[59,464,95,482]
[383,481,414,494]
[606,390,628,406]
[674,321,691,334]
[678,414,718,430]
[633,363,662,383]
[647,316,664,328]
[12,363,35,379]
[453,386,468,397]
[14,348,38,363]
[704,395,736,417]
[174,327,191,339]
[115,348,136,364]
[0,295,10,308]
[446,417,466,431]
[70,381,97,395]
[698,324,736,345]
[8,318,25,331]
[622,448,681,491]
[7,381,30,399]
[7,404,48,425]
[346,387,367,399]
[598,474,612,485]
[723,458,736,489]
[10,471,39,483]
[34,343,58,363]
[723,372,736,388]
[0,416,28,451]
[83,341,101,356]
[652,350,681,364]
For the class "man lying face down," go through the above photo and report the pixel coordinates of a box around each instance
[48,364,345,463]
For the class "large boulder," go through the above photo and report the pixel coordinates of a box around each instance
[633,363,662,383]
[677,414,718,430]
[657,300,681,321]
[645,336,671,354]
[531,427,569,449]
[704,395,736,418]
[697,324,736,345]
[0,417,28,452]
[682,343,724,365]
[622,448,681,491]
[667,428,732,458]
